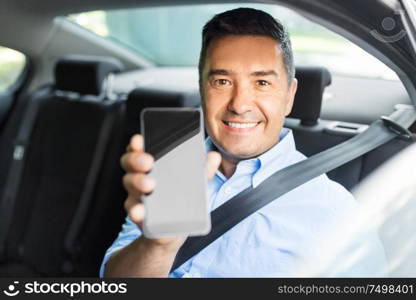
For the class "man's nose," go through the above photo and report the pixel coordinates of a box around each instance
[227,82,254,115]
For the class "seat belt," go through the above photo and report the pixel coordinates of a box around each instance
[0,88,51,260]
[62,109,116,273]
[171,105,416,271]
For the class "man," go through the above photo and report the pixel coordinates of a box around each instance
[101,8,387,277]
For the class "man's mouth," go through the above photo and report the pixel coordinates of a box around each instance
[222,120,261,131]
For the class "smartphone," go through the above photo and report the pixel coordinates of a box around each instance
[140,107,210,238]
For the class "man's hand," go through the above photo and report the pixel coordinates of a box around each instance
[106,134,221,277]
[120,134,221,251]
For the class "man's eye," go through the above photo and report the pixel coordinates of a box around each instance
[257,80,270,86]
[213,79,231,86]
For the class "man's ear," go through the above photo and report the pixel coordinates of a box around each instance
[284,78,298,116]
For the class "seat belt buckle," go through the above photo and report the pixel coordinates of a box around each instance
[381,116,414,141]
[13,144,26,161]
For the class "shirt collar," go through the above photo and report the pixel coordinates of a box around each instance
[256,127,295,169]
[205,128,297,187]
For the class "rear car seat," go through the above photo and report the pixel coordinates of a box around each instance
[0,56,127,276]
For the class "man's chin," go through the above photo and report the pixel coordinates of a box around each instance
[221,146,259,160]
[210,137,259,159]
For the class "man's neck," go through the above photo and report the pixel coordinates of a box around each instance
[210,137,281,179]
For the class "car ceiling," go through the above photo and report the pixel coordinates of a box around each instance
[1,0,416,104]
[0,0,413,59]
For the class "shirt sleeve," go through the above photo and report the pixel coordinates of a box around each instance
[99,216,142,277]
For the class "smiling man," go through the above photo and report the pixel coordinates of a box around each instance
[202,33,297,178]
[101,8,387,277]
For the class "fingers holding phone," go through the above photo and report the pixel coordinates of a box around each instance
[122,138,221,227]
[121,134,154,226]
[122,106,223,243]
[121,134,186,248]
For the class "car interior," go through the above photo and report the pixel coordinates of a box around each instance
[0,0,415,277]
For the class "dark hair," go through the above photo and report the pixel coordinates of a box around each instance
[198,7,295,87]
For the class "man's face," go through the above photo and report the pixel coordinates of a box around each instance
[201,35,298,159]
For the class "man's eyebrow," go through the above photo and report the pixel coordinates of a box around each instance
[251,70,279,77]
[208,69,233,77]
[207,69,278,77]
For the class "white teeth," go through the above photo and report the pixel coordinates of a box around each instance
[226,122,258,129]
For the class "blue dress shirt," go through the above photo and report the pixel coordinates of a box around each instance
[100,128,387,277]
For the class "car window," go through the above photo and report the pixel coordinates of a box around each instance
[68,4,398,81]
[0,46,26,93]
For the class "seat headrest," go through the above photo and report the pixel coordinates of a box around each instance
[288,66,332,126]
[54,55,123,95]
[126,88,201,135]
[127,88,200,109]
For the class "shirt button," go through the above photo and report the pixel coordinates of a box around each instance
[224,187,232,195]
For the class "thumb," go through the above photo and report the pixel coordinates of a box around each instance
[206,151,222,180]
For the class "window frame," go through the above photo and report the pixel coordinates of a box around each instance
[0,46,31,131]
